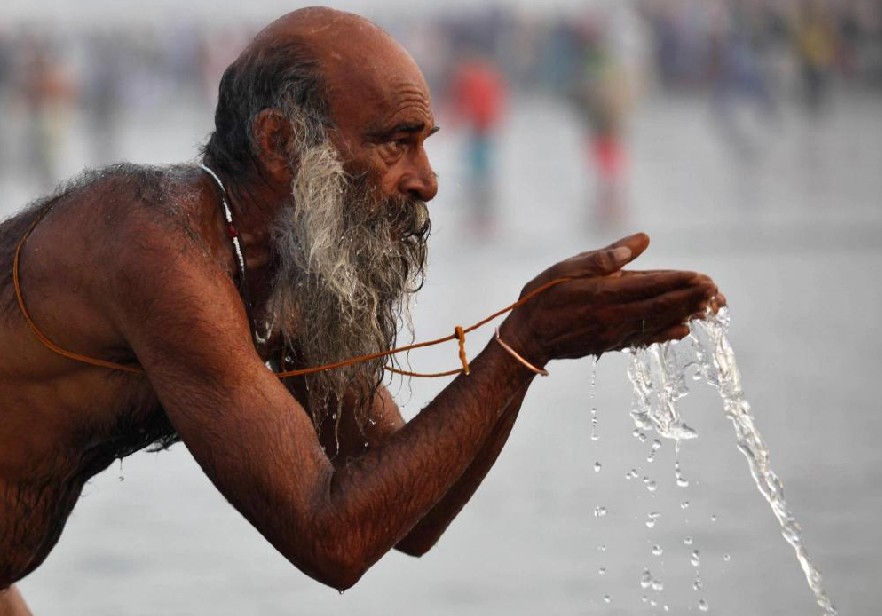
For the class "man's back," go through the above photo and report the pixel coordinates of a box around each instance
[0,165,211,586]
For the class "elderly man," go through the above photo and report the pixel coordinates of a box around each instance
[0,7,719,612]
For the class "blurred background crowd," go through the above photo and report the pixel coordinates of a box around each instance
[0,0,879,229]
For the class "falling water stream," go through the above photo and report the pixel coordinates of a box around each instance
[626,307,837,615]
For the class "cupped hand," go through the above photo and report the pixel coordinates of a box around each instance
[499,233,720,366]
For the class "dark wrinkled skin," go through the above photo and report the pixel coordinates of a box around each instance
[0,7,720,611]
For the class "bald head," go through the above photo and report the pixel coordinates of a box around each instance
[256,6,393,57]
[202,7,429,178]
[258,7,423,83]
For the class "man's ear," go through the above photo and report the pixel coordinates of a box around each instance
[252,109,294,183]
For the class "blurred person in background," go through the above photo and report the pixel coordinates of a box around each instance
[82,32,125,167]
[708,1,778,158]
[0,8,721,611]
[17,33,73,191]
[569,13,634,229]
[448,47,507,234]
[794,0,838,112]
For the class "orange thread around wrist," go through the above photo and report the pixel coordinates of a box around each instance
[492,326,549,377]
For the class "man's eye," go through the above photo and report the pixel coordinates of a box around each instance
[384,139,408,155]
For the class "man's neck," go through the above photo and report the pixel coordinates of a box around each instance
[225,181,274,257]
[206,163,290,307]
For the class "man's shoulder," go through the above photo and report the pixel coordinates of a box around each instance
[80,162,203,221]
[19,162,222,299]
[3,163,203,234]
[88,163,211,247]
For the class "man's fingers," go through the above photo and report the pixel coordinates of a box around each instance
[604,285,714,328]
[563,233,651,277]
[559,271,714,308]
[628,323,692,348]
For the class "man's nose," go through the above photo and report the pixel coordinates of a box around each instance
[398,151,438,202]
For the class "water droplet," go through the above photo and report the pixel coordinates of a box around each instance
[651,439,662,451]
[594,462,602,473]
[652,545,663,556]
[711,514,717,522]
[677,476,690,488]
[647,480,658,492]
[663,605,670,612]
[589,358,599,441]
[693,578,703,591]
[651,580,664,591]
[594,506,607,518]
[603,595,611,604]
[723,553,731,562]
[598,567,606,576]
[699,598,709,611]
[650,599,658,607]
[691,550,701,567]
[681,501,690,509]
[684,536,693,545]
[597,544,606,552]
[640,568,653,589]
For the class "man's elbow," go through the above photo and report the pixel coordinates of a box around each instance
[307,536,432,589]
[316,569,365,593]
[303,531,378,591]
[308,554,369,592]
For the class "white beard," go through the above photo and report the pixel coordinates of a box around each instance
[269,137,430,425]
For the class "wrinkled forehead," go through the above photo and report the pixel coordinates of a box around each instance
[317,26,431,133]
[262,8,432,130]
[323,40,432,134]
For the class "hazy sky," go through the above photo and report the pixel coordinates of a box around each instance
[1,0,604,25]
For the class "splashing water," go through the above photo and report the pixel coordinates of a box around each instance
[626,307,837,615]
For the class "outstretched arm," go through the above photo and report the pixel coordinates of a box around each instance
[394,383,528,556]
[308,380,531,557]
[375,234,720,557]
[114,222,716,591]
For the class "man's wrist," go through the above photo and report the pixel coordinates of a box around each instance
[489,320,549,383]
[493,327,549,377]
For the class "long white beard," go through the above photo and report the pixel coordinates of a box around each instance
[269,139,430,425]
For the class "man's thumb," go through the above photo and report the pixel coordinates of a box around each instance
[583,245,633,276]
